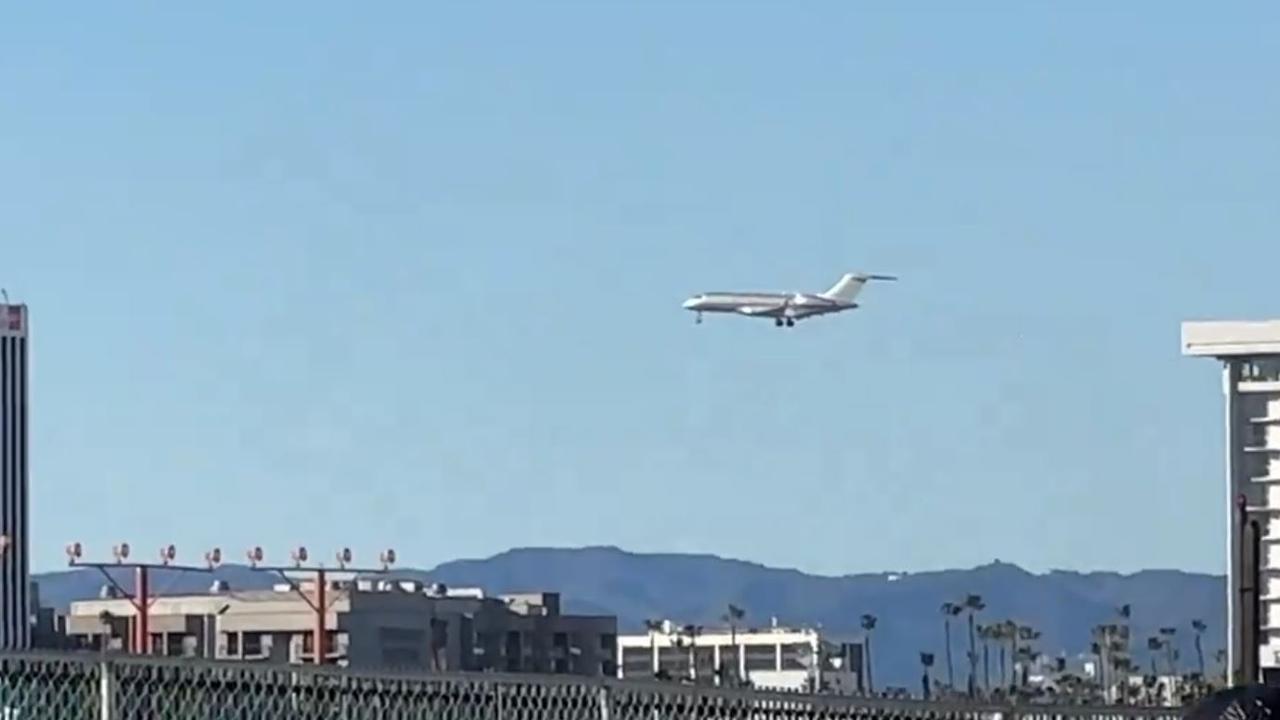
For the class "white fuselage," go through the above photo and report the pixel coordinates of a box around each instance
[681,291,855,320]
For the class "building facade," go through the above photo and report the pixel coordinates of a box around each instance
[62,579,616,676]
[1183,320,1280,685]
[616,621,862,694]
[0,303,30,650]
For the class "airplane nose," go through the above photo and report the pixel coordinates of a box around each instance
[682,298,698,309]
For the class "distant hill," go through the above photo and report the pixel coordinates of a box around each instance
[34,546,1223,687]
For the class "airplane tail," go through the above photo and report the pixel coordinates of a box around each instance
[819,272,897,303]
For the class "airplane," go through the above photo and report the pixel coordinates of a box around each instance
[681,272,897,327]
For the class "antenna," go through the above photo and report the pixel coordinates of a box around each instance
[1,289,8,304]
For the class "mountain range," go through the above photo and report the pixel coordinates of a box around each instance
[33,546,1224,687]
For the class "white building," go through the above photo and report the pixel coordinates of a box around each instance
[0,303,30,650]
[1183,320,1280,684]
[616,620,862,694]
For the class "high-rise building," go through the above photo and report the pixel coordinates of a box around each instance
[1,302,30,650]
[1183,319,1280,685]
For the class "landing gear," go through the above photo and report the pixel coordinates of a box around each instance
[785,318,795,328]
[774,318,784,327]
[774,318,796,328]
[695,312,703,325]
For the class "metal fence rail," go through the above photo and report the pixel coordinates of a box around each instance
[0,652,1187,720]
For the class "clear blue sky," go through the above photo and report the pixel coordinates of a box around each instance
[3,3,1277,576]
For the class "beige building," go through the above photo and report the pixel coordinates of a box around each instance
[63,578,616,676]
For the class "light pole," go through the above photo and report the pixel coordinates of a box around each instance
[66,542,218,655]
[246,545,397,666]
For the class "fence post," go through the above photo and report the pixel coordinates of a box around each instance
[597,685,611,720]
[97,660,115,720]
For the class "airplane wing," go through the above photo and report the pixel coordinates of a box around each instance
[736,305,785,318]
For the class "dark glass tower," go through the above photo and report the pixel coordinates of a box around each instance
[1,303,29,649]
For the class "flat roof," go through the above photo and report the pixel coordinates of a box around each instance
[1183,320,1280,357]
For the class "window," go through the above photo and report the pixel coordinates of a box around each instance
[719,646,740,675]
[165,633,186,657]
[601,660,618,677]
[694,647,716,676]
[504,631,522,672]
[658,646,689,675]
[599,633,617,652]
[224,632,239,657]
[243,632,263,657]
[744,644,776,671]
[621,647,651,677]
[780,643,811,671]
[430,618,449,650]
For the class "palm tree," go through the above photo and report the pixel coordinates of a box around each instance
[1091,626,1111,699]
[963,594,985,697]
[1113,607,1134,705]
[861,614,878,695]
[1147,636,1164,678]
[920,652,935,700]
[940,602,962,689]
[1159,627,1178,676]
[721,604,745,683]
[990,621,1011,688]
[977,624,992,694]
[1015,625,1040,692]
[1191,620,1207,677]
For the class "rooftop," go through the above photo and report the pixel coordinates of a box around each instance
[1182,319,1280,357]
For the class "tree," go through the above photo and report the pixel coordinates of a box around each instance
[861,614,878,695]
[721,605,745,684]
[1159,627,1178,676]
[990,621,1011,688]
[977,624,993,694]
[963,595,985,698]
[920,652,935,700]
[940,602,962,689]
[1015,625,1041,692]
[1191,620,1207,678]
[1147,636,1164,678]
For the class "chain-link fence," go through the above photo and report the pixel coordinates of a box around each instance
[0,652,1186,720]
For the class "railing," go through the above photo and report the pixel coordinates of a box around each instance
[0,651,1187,720]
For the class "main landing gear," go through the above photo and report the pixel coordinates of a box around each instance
[774,318,795,328]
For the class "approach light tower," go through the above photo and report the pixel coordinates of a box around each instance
[1183,320,1280,686]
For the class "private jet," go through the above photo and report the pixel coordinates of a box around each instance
[682,272,896,327]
